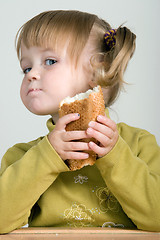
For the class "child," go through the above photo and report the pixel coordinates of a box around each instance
[0,10,160,234]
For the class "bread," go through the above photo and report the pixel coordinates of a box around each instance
[59,85,105,171]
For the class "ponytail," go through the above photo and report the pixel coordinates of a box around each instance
[92,23,136,106]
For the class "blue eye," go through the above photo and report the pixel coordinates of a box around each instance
[45,59,57,65]
[23,68,32,74]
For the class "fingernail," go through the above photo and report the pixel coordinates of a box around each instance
[97,115,103,120]
[89,141,94,146]
[87,128,92,133]
[74,113,80,119]
[88,121,94,127]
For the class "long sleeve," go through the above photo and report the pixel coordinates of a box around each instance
[0,136,69,234]
[96,124,160,231]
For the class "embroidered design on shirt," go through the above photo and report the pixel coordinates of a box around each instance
[64,203,95,227]
[102,222,124,228]
[96,187,119,213]
[74,174,88,184]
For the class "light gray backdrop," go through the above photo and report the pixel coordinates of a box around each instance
[0,0,159,163]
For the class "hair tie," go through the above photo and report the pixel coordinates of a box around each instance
[104,29,117,50]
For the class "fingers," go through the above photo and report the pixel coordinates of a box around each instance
[63,131,89,141]
[88,121,114,139]
[63,151,89,160]
[49,113,92,161]
[88,141,108,157]
[59,141,90,160]
[64,141,90,151]
[87,115,117,145]
[86,115,119,157]
[87,127,110,147]
[57,114,89,141]
[56,113,80,130]
[60,140,90,160]
[97,115,117,132]
[52,114,118,160]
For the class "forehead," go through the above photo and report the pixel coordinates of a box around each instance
[19,35,96,72]
[16,11,96,65]
[20,41,68,60]
[20,40,95,75]
[18,34,82,68]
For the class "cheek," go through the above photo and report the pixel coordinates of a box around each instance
[42,71,56,88]
[20,80,26,103]
[83,62,93,81]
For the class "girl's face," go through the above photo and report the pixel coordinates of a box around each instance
[20,41,94,122]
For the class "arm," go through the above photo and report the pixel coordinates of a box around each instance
[96,128,160,231]
[0,113,90,234]
[0,136,69,234]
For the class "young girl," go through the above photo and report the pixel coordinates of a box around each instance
[0,10,160,234]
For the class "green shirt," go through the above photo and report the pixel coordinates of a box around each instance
[0,110,160,233]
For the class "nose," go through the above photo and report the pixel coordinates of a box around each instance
[28,68,40,82]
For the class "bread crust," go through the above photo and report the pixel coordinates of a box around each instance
[59,86,105,171]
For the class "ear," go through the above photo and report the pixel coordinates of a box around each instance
[88,72,98,89]
[88,80,97,89]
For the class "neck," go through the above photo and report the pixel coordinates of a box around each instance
[51,112,59,125]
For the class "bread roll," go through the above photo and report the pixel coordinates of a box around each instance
[59,85,105,171]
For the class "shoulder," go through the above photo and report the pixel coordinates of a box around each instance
[117,122,160,172]
[1,136,45,173]
[8,136,44,154]
[117,122,153,139]
[117,122,159,153]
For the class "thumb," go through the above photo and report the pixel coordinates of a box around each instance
[56,113,80,130]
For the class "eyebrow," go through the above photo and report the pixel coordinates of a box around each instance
[20,48,58,64]
[20,57,26,64]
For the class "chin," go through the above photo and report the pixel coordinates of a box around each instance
[28,107,57,116]
[24,100,58,116]
[26,107,49,116]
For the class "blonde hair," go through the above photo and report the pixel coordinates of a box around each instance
[16,10,136,106]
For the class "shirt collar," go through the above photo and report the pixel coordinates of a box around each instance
[47,118,55,133]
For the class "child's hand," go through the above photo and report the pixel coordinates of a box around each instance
[86,115,119,158]
[48,113,90,161]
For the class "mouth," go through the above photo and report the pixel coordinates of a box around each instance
[27,88,42,95]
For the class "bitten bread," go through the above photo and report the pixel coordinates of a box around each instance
[59,85,105,171]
